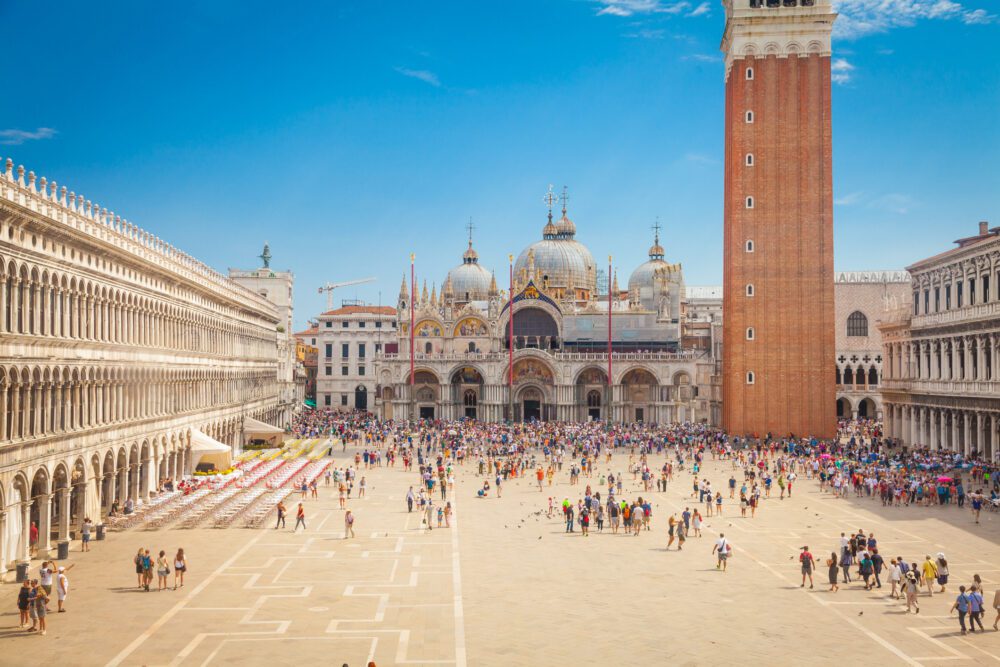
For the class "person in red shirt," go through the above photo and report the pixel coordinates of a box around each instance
[800,546,816,589]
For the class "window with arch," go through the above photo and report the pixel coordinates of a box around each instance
[424,341,433,354]
[745,110,754,123]
[745,284,754,297]
[846,311,868,337]
[746,67,754,80]
[746,371,755,385]
[745,153,754,166]
[745,239,754,252]
[745,196,754,209]
[467,341,476,353]
[746,327,755,340]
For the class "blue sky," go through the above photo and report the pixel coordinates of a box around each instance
[2,0,997,329]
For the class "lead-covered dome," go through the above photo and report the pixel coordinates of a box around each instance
[515,205,596,298]
[445,239,492,301]
[628,228,682,310]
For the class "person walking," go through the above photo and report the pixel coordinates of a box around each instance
[967,585,985,632]
[424,498,435,531]
[903,571,920,614]
[344,509,355,539]
[56,566,70,612]
[922,555,938,597]
[992,587,1000,630]
[800,546,815,589]
[951,585,971,634]
[935,553,950,593]
[274,501,287,529]
[134,548,146,589]
[713,534,730,572]
[889,558,902,599]
[827,553,839,592]
[294,503,306,531]
[25,580,39,633]
[173,548,187,589]
[142,549,154,591]
[156,550,170,592]
[444,502,452,528]
[406,487,415,512]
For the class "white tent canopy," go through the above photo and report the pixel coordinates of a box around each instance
[243,417,284,435]
[190,429,232,470]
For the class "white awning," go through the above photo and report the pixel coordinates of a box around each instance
[244,417,284,435]
[190,429,230,453]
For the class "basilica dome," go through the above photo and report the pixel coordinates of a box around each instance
[515,210,596,298]
[445,240,493,301]
[628,229,682,311]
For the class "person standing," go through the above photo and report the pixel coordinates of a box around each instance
[344,510,355,539]
[156,551,170,592]
[294,503,306,531]
[274,501,287,529]
[173,548,187,589]
[56,566,70,611]
[889,558,902,599]
[33,582,49,635]
[17,580,31,627]
[81,518,93,552]
[424,498,434,531]
[406,487,415,513]
[800,546,816,589]
[134,548,146,589]
[935,553,950,593]
[142,549,154,591]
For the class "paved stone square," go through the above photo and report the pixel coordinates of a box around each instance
[4,446,999,666]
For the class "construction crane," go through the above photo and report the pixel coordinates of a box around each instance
[318,277,376,309]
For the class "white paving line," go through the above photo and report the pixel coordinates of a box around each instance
[106,527,268,667]
[450,494,468,667]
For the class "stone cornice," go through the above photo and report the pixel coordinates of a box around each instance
[721,1,836,80]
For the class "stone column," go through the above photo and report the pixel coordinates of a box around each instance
[0,379,7,441]
[929,409,938,450]
[37,493,52,556]
[57,487,72,541]
[0,510,6,575]
[991,413,998,462]
[18,501,31,563]
[963,412,972,456]
[939,410,948,451]
[951,411,959,453]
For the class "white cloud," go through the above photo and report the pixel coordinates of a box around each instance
[0,127,57,145]
[830,57,855,84]
[394,67,441,87]
[682,53,720,62]
[833,0,995,40]
[870,193,916,214]
[684,152,718,165]
[834,191,865,206]
[687,1,711,17]
[594,0,693,17]
[624,28,666,39]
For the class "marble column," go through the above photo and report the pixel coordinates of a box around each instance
[37,493,52,556]
[57,487,72,541]
[18,501,31,563]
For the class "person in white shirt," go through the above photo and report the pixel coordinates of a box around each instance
[56,566,69,612]
[713,534,730,571]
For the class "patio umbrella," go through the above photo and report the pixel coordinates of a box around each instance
[936,476,953,483]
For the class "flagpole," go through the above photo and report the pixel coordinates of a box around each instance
[607,255,613,430]
[508,254,514,422]
[410,253,415,423]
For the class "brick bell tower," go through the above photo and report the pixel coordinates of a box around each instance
[721,0,837,439]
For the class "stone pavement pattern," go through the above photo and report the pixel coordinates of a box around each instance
[3,448,999,666]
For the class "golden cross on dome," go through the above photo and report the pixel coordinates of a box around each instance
[466,218,475,244]
[543,184,556,221]
[560,186,569,216]
[652,218,662,242]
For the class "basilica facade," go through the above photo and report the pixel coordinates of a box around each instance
[374,204,721,425]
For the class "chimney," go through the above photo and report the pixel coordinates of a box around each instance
[980,221,989,235]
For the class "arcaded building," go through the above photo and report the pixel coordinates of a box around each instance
[0,158,287,571]
[881,222,1000,459]
[721,0,837,438]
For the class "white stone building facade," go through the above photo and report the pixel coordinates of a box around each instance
[881,222,1000,459]
[315,305,397,412]
[0,158,286,572]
